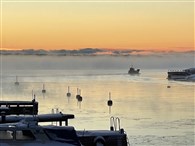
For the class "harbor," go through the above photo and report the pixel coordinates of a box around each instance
[1,64,194,145]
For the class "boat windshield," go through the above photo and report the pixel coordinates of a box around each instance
[0,129,35,140]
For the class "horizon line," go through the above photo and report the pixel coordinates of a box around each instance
[1,48,194,57]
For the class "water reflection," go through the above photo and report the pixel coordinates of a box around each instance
[1,70,194,145]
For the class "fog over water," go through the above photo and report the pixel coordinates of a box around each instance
[0,54,194,146]
[1,54,194,71]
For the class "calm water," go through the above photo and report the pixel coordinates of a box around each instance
[0,56,194,146]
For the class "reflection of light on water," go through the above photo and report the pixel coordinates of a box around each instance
[1,69,194,146]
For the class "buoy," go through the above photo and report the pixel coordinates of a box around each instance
[67,86,71,97]
[78,95,83,102]
[51,109,54,114]
[76,88,80,100]
[77,89,83,109]
[107,92,113,106]
[15,76,19,85]
[78,96,82,109]
[78,89,83,102]
[56,108,59,113]
[107,92,113,114]
[42,84,46,93]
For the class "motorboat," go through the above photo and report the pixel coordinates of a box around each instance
[0,102,78,146]
[128,66,140,75]
[0,120,81,146]
[0,100,129,146]
[167,67,195,81]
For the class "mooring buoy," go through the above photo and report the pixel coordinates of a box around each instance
[42,84,46,93]
[107,92,113,114]
[67,86,71,97]
[15,76,19,85]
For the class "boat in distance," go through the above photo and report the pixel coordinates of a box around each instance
[128,66,140,75]
[0,100,129,146]
[167,67,195,81]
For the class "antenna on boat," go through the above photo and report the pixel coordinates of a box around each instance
[107,92,113,114]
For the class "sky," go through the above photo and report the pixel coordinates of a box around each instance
[0,0,194,52]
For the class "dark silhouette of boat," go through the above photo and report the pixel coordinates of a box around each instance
[167,67,195,80]
[128,66,140,75]
[0,100,129,146]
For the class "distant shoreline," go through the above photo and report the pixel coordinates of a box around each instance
[0,48,194,57]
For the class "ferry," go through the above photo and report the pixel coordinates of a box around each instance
[167,67,195,81]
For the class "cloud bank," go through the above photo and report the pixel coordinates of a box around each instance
[0,48,194,57]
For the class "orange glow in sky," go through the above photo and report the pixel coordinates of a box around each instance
[1,1,194,52]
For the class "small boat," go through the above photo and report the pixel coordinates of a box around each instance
[128,66,140,75]
[0,100,129,146]
[167,67,195,81]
